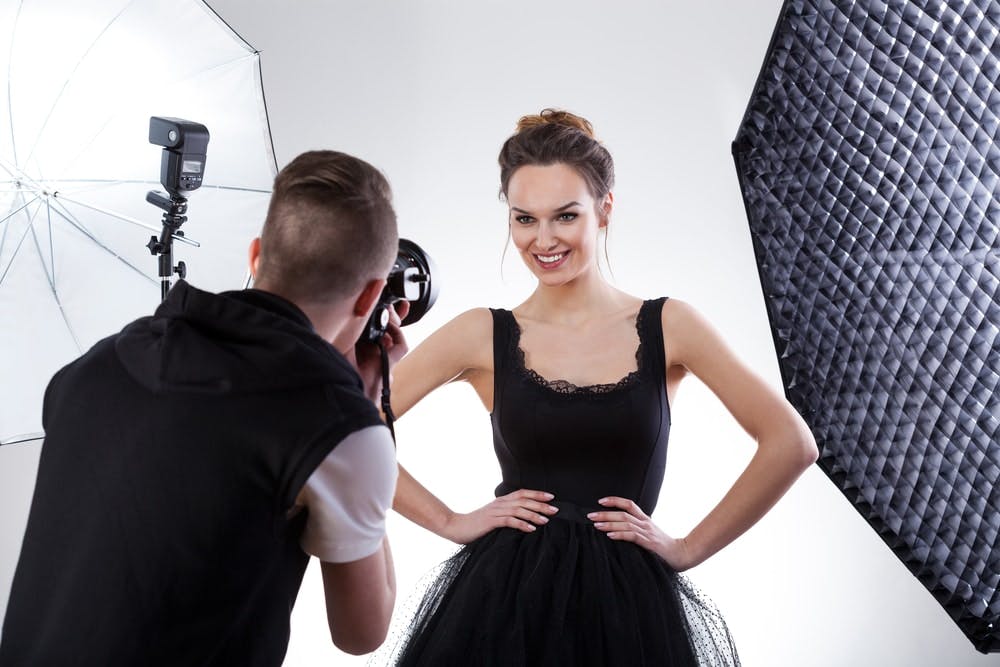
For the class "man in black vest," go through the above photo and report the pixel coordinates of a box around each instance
[0,150,405,665]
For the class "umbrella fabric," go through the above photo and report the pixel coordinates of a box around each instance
[0,0,276,438]
[732,0,999,653]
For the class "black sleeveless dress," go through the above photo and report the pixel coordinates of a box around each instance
[381,298,741,666]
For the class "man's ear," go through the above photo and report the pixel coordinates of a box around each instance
[248,237,262,278]
[353,278,387,318]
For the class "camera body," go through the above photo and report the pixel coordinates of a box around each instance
[148,117,210,197]
[363,239,439,343]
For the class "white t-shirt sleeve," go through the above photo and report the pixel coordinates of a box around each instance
[298,424,398,563]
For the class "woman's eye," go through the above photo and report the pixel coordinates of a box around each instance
[515,215,535,224]
[558,213,578,222]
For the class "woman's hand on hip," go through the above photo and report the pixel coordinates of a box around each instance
[588,496,695,572]
[440,489,559,544]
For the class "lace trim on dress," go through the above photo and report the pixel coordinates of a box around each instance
[508,302,647,395]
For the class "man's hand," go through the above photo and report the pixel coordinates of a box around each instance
[354,301,410,404]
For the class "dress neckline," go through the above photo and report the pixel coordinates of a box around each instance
[507,300,649,395]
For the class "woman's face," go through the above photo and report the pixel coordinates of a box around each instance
[506,163,609,287]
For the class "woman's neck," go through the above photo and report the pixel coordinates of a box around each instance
[519,268,632,326]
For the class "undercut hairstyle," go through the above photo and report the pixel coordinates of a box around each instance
[498,108,615,202]
[256,150,398,304]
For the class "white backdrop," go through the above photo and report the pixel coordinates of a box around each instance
[2,1,997,665]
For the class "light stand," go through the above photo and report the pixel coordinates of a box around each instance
[145,191,189,301]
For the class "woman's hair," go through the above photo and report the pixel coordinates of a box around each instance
[497,108,615,202]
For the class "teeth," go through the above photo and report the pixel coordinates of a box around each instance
[537,253,565,263]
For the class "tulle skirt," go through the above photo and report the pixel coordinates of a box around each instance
[372,501,740,666]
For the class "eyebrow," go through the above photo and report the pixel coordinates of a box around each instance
[510,201,582,214]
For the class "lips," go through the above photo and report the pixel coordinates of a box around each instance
[534,251,569,270]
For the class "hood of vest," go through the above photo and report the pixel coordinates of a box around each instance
[114,280,361,394]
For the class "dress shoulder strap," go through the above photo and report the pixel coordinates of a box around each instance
[488,308,515,375]
[488,308,517,414]
[639,297,669,380]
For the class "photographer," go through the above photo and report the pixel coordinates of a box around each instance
[0,150,405,665]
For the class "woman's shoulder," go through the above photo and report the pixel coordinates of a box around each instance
[399,307,495,378]
[658,296,705,330]
[436,307,495,338]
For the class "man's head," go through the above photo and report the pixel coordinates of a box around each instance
[251,150,398,310]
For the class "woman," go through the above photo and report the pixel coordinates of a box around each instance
[380,109,818,665]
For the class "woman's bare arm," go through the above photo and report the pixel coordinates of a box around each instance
[389,308,557,542]
[663,298,818,568]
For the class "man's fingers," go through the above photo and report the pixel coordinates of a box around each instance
[393,300,410,322]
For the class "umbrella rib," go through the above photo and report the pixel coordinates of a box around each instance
[49,281,84,354]
[47,198,55,284]
[28,205,55,291]
[52,193,200,247]
[6,0,24,166]
[29,212,83,353]
[0,190,19,259]
[0,156,27,182]
[0,195,41,288]
[55,180,160,197]
[200,2,256,53]
[56,179,270,195]
[27,203,81,353]
[20,0,137,168]
[0,433,44,447]
[46,199,156,285]
[1,179,271,195]
[49,178,160,187]
[0,156,46,197]
[200,184,272,194]
[0,196,37,228]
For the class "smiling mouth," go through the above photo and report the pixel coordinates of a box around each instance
[534,251,569,269]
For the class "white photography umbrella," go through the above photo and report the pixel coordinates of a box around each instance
[0,0,276,439]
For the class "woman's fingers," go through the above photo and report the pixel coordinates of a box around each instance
[586,510,641,525]
[500,489,559,522]
[605,530,648,544]
[503,498,559,515]
[589,497,656,543]
[499,516,540,533]
[597,496,643,516]
[500,505,551,525]
[478,489,559,533]
[506,489,555,502]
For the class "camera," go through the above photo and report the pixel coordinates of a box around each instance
[363,239,439,343]
[148,116,210,197]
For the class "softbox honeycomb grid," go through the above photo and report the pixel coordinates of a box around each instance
[732,0,999,652]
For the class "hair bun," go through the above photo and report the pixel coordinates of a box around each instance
[515,108,595,139]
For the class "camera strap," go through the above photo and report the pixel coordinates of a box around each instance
[379,340,396,444]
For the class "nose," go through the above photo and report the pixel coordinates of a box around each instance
[536,220,558,250]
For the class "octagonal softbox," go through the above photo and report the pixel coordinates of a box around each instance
[732,0,999,653]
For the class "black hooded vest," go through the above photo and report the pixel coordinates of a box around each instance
[0,281,383,666]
